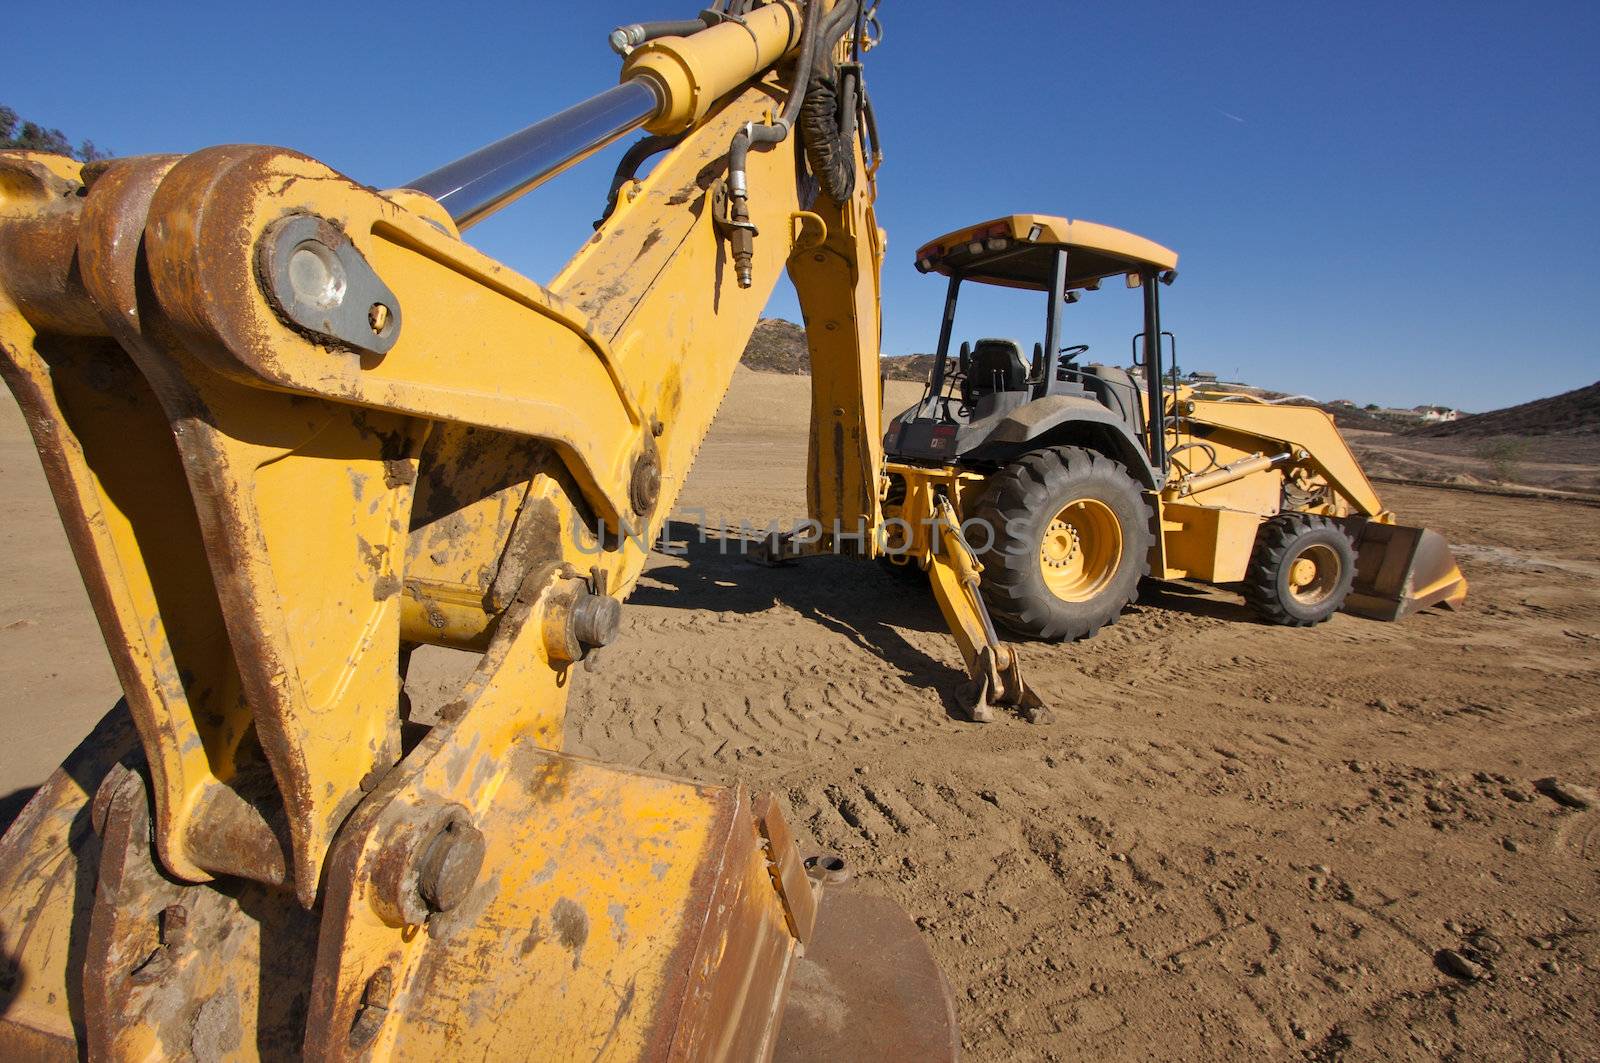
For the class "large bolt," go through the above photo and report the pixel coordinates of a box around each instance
[542,583,622,665]
[571,593,621,651]
[285,239,348,310]
[416,816,486,914]
[630,451,661,515]
[371,804,482,926]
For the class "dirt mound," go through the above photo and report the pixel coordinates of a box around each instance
[740,317,934,382]
[741,318,810,374]
[1412,380,1600,439]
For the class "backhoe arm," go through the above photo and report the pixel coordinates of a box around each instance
[0,4,953,1059]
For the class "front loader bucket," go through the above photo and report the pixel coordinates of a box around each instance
[1343,522,1468,621]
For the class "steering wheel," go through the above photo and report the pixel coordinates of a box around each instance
[1060,344,1090,363]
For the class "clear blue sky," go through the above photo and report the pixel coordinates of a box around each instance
[8,2,1596,411]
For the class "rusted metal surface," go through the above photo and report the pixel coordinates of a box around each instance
[83,765,318,1059]
[304,738,802,1060]
[71,153,420,906]
[0,705,137,1058]
[755,792,818,945]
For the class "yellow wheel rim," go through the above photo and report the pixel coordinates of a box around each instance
[1287,543,1341,606]
[1038,498,1123,601]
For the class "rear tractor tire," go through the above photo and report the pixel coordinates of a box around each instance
[1242,513,1357,626]
[972,447,1153,641]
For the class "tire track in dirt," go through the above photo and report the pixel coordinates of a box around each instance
[403,381,1600,1061]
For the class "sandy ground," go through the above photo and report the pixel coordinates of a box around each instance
[3,369,1598,1060]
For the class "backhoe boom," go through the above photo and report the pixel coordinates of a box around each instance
[0,4,959,1058]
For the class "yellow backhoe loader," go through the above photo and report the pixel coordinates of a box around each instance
[876,215,1468,718]
[0,0,1466,1056]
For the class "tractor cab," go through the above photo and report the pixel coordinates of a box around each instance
[884,214,1178,483]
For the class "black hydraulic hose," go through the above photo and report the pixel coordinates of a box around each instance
[723,0,833,284]
[821,0,858,42]
[608,16,715,55]
[859,81,881,167]
[595,132,689,228]
[722,0,865,285]
[726,0,857,181]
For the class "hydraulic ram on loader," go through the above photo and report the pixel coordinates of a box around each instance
[0,2,959,1058]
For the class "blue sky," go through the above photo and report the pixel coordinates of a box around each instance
[7,2,1595,410]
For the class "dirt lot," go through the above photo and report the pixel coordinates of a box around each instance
[3,370,1597,1060]
[1345,429,1600,497]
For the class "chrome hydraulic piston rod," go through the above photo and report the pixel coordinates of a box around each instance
[408,80,660,229]
[406,1,803,228]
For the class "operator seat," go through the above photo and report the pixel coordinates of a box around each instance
[964,338,1028,399]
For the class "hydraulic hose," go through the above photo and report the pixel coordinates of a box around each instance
[595,131,689,228]
[609,17,715,55]
[725,0,861,286]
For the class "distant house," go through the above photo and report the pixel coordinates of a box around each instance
[1417,406,1459,423]
[1186,370,1218,383]
[1330,399,1355,407]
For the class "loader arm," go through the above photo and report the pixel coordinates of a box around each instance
[0,4,955,1059]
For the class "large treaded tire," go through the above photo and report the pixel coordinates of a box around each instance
[1242,513,1357,626]
[971,447,1153,642]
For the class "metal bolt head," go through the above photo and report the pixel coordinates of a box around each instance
[368,302,391,333]
[286,240,347,309]
[417,816,486,913]
[630,452,661,515]
[571,593,621,650]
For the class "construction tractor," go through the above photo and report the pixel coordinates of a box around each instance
[881,214,1468,657]
[0,2,966,1059]
[0,0,1470,1054]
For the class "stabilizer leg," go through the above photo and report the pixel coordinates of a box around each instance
[926,499,1049,724]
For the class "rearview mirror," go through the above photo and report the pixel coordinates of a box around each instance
[958,340,972,375]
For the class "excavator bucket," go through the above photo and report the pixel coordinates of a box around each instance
[1343,522,1469,621]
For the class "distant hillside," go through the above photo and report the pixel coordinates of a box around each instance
[741,318,809,373]
[882,354,937,381]
[740,318,934,382]
[1319,405,1407,432]
[1410,380,1600,439]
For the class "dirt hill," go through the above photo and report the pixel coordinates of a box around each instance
[739,318,810,374]
[739,318,934,382]
[1410,380,1600,439]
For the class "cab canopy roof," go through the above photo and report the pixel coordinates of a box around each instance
[915,214,1178,292]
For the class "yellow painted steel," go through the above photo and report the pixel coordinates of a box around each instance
[916,213,1179,287]
[0,7,894,1056]
[1179,398,1386,517]
[1037,497,1123,602]
[1157,500,1260,583]
[878,462,1043,720]
[624,2,805,134]
[790,187,888,548]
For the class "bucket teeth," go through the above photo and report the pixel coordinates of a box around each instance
[1344,523,1468,621]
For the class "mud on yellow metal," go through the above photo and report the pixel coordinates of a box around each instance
[0,2,956,1059]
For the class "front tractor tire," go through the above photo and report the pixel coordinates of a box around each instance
[1242,513,1357,626]
[972,447,1153,641]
